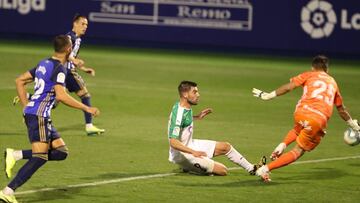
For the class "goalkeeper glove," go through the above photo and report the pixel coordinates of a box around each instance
[252,88,277,101]
[347,119,360,131]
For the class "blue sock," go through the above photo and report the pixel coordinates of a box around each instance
[81,96,92,124]
[8,154,47,191]
[22,150,32,159]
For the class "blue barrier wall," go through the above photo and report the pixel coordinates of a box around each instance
[0,0,359,56]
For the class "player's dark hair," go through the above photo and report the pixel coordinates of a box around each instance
[53,35,71,53]
[73,13,87,23]
[178,81,197,96]
[312,55,329,71]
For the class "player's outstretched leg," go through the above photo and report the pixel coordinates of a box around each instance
[215,142,256,174]
[1,151,47,203]
[256,145,304,182]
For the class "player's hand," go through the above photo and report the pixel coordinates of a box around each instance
[196,108,213,120]
[252,88,277,101]
[347,119,360,131]
[81,67,96,76]
[86,107,100,117]
[192,150,207,158]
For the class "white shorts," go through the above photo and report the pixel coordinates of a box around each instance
[172,139,216,174]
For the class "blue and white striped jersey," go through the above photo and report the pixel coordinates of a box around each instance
[24,58,67,118]
[66,30,81,70]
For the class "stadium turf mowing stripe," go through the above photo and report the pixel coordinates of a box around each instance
[15,155,360,196]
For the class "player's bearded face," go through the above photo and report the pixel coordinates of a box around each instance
[186,87,200,105]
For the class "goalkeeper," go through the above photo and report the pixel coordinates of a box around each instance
[252,55,360,182]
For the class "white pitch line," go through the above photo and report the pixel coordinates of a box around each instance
[16,173,176,195]
[15,155,360,196]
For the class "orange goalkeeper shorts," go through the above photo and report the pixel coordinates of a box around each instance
[293,112,327,151]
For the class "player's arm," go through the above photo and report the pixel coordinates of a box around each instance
[193,108,212,120]
[69,54,95,76]
[169,138,207,157]
[68,55,84,67]
[15,71,34,107]
[252,81,297,101]
[77,65,95,76]
[336,105,360,131]
[54,84,99,116]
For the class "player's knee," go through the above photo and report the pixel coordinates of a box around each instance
[219,142,231,154]
[213,164,228,176]
[224,142,231,153]
[55,146,69,160]
[32,152,49,161]
[215,142,231,156]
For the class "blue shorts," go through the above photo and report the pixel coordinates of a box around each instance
[24,114,60,143]
[66,69,86,93]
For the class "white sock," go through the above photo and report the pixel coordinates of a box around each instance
[225,146,254,172]
[13,150,23,161]
[2,187,14,195]
[86,123,93,129]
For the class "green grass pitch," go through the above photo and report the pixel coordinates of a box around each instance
[0,40,359,202]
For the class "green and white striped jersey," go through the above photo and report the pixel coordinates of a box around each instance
[168,102,194,162]
[168,101,193,142]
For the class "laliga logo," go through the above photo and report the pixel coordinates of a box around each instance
[301,0,336,39]
[301,0,360,39]
[0,0,46,15]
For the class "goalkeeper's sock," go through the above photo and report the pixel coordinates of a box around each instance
[282,129,298,146]
[225,146,254,172]
[268,149,301,171]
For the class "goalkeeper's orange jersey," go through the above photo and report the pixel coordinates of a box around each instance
[291,70,343,122]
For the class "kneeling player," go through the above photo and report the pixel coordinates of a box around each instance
[168,81,265,176]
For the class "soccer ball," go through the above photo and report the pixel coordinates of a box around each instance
[343,128,360,146]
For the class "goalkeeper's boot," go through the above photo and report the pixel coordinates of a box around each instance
[270,143,287,161]
[255,165,271,182]
[86,125,105,136]
[0,191,18,203]
[12,96,20,106]
[4,148,17,179]
[249,156,267,175]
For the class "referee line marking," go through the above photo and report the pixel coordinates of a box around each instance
[15,155,360,196]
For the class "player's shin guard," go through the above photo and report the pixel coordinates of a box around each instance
[48,146,68,161]
[7,153,47,191]
[268,149,301,171]
[225,146,254,172]
[81,96,92,124]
